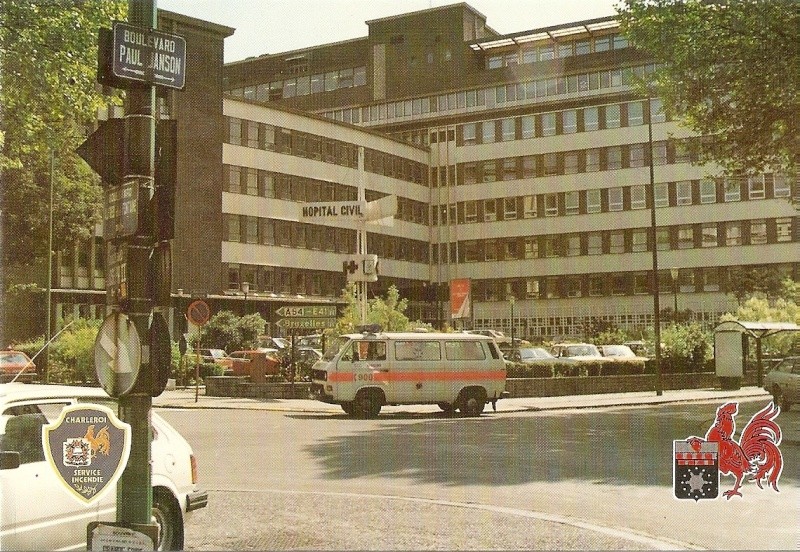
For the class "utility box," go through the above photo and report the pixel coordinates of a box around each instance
[714,330,743,390]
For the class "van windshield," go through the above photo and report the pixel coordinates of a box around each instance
[323,337,348,361]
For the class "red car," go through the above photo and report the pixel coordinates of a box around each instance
[0,349,36,382]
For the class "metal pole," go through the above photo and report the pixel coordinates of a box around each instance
[45,150,54,383]
[117,0,156,529]
[648,96,663,396]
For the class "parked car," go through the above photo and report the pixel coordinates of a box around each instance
[296,334,323,352]
[228,349,282,381]
[550,343,603,360]
[506,347,560,364]
[0,350,36,382]
[465,329,512,347]
[763,355,800,411]
[598,344,639,358]
[623,340,649,357]
[0,383,207,550]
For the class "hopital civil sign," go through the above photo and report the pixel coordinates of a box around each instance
[112,21,186,90]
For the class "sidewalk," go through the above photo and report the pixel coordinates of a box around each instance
[154,385,770,414]
[153,385,799,443]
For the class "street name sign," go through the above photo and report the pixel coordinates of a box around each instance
[112,21,186,90]
[276,317,337,330]
[276,305,337,318]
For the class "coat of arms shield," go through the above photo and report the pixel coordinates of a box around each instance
[42,403,131,504]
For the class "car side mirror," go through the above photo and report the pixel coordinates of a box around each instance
[0,451,21,470]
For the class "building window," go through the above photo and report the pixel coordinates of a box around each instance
[726,221,743,246]
[564,191,579,215]
[656,228,670,250]
[773,174,791,197]
[502,158,517,181]
[604,104,621,128]
[631,229,648,252]
[586,149,600,172]
[748,175,766,200]
[464,201,478,223]
[523,195,537,218]
[676,181,693,205]
[587,233,602,255]
[724,178,742,202]
[481,121,495,143]
[521,115,535,139]
[566,234,581,257]
[677,225,694,249]
[227,215,241,242]
[589,275,604,296]
[543,153,559,176]
[246,168,258,195]
[521,156,536,178]
[501,118,515,141]
[504,197,517,220]
[544,193,558,217]
[609,187,623,211]
[463,162,477,185]
[611,274,628,295]
[628,144,646,168]
[701,223,718,247]
[525,278,540,298]
[541,112,556,136]
[702,268,720,292]
[564,152,579,174]
[652,141,667,165]
[562,110,577,134]
[462,123,477,145]
[650,98,666,123]
[627,101,644,126]
[654,182,669,208]
[750,219,767,245]
[607,146,622,170]
[228,117,242,146]
[463,241,479,262]
[634,272,650,294]
[700,178,716,204]
[584,106,599,131]
[776,217,792,242]
[586,189,601,213]
[484,199,497,221]
[609,231,625,253]
[543,237,559,258]
[485,239,497,261]
[482,160,496,182]
[524,237,538,259]
[630,185,646,210]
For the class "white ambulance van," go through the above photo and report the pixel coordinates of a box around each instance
[310,329,508,417]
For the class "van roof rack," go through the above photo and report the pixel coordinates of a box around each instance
[356,324,382,335]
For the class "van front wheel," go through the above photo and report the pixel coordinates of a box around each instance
[354,389,382,418]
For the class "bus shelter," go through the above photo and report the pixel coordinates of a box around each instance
[713,320,800,386]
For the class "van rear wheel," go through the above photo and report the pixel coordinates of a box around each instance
[354,389,382,418]
[459,389,486,417]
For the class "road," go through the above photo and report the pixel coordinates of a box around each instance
[158,398,798,550]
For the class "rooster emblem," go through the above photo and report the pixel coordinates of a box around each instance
[686,402,783,499]
[84,424,111,458]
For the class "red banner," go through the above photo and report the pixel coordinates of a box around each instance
[450,279,471,319]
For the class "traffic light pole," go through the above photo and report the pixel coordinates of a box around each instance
[117,0,157,531]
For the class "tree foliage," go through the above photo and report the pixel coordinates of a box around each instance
[618,0,800,178]
[333,284,431,336]
[197,311,266,352]
[0,0,126,267]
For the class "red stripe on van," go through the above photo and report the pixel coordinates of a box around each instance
[328,370,505,383]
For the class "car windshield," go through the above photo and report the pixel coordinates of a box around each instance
[567,345,598,357]
[0,353,31,365]
[603,346,635,357]
[323,337,348,361]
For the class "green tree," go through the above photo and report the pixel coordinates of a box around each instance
[618,0,800,180]
[726,266,792,305]
[198,311,266,352]
[332,284,430,336]
[660,322,712,372]
[1,0,126,268]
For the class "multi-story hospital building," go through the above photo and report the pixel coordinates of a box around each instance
[52,3,797,341]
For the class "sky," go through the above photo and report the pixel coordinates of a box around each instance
[156,0,622,63]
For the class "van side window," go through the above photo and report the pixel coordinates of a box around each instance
[445,341,487,361]
[487,342,501,360]
[354,341,387,361]
[395,340,441,361]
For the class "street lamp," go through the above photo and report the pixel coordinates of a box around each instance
[241,281,249,315]
[647,94,663,396]
[508,295,515,348]
[670,267,679,321]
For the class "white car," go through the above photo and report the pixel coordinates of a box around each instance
[764,356,800,411]
[0,383,207,550]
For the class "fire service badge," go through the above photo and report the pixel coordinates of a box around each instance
[42,403,131,505]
